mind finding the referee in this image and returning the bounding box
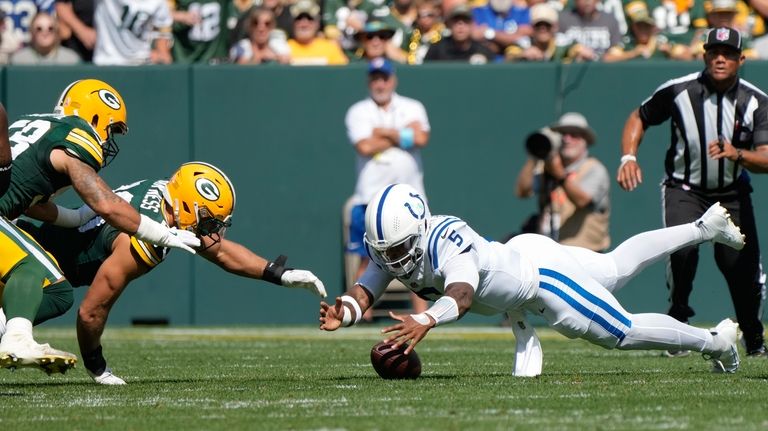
[617,27,768,357]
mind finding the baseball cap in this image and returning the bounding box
[703,27,742,52]
[707,0,738,13]
[357,20,396,39]
[368,57,395,76]
[529,4,558,25]
[290,0,320,19]
[551,112,596,145]
[448,4,473,21]
[625,1,656,26]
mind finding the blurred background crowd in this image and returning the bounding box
[2,0,768,65]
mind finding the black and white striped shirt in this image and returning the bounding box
[639,71,768,191]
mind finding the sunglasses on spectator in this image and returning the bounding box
[34,25,55,33]
[295,13,315,21]
[365,31,393,40]
[251,18,274,27]
[533,21,553,29]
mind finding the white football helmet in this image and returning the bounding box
[364,184,430,277]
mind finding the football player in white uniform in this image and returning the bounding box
[320,183,744,375]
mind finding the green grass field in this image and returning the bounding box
[1,326,766,431]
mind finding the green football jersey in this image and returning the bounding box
[19,178,170,287]
[171,0,236,63]
[1,114,104,220]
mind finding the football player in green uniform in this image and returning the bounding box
[0,79,200,374]
[15,161,326,384]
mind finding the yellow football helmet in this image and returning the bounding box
[163,162,236,240]
[54,79,128,166]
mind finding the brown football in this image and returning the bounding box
[370,341,422,379]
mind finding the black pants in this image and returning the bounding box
[663,182,765,351]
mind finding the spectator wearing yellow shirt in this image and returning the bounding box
[287,0,349,65]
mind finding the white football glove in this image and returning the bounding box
[134,215,200,254]
[88,367,126,385]
[281,269,327,298]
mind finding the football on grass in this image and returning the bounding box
[370,341,421,379]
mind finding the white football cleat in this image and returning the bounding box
[706,318,740,374]
[88,368,126,385]
[696,202,745,250]
[0,333,77,375]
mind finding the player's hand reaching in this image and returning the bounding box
[319,297,345,331]
[382,311,435,355]
[281,269,327,298]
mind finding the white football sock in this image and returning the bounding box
[617,313,720,355]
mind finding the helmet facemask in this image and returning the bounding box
[194,203,232,246]
[364,225,425,277]
[101,121,127,167]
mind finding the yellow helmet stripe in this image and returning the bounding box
[66,129,104,166]
[130,236,161,267]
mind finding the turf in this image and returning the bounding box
[1,326,766,431]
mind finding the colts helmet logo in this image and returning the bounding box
[98,89,121,110]
[195,178,220,201]
[716,28,730,42]
[404,192,426,220]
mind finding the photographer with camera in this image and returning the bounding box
[515,112,611,251]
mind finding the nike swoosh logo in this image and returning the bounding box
[538,308,546,314]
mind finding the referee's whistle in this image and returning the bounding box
[718,135,725,151]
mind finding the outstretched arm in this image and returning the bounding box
[77,233,150,383]
[319,283,376,331]
[198,236,326,297]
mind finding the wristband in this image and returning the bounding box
[262,255,288,286]
[424,296,460,326]
[619,154,637,169]
[410,313,432,325]
[340,295,362,327]
[399,128,415,150]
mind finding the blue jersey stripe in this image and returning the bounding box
[430,219,462,270]
[539,281,627,341]
[539,268,631,327]
[375,184,397,240]
[426,217,455,269]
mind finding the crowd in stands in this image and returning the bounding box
[0,0,767,65]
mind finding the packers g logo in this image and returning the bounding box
[98,89,121,110]
[195,178,220,201]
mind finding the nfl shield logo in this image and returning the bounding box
[716,28,730,41]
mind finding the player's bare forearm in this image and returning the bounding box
[444,282,474,318]
[54,151,141,233]
[735,145,768,173]
[24,202,58,223]
[199,237,270,278]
